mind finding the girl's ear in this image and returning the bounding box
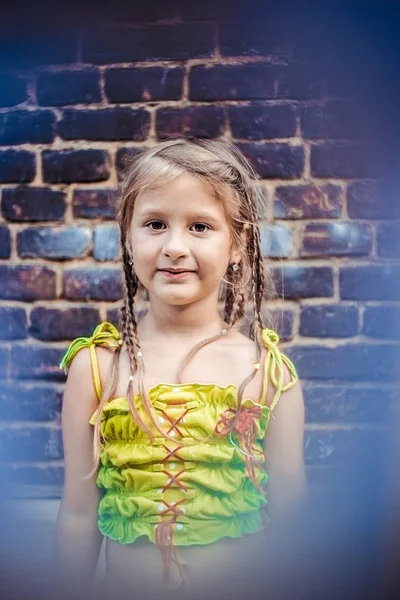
[230,249,241,264]
[230,223,249,264]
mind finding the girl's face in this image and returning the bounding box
[129,173,240,307]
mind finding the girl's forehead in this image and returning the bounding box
[134,174,223,215]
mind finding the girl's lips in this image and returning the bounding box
[159,269,194,279]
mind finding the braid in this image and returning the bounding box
[121,250,155,438]
[252,223,266,329]
[223,263,246,327]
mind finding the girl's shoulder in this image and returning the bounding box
[225,326,297,383]
[59,321,122,401]
[59,321,298,406]
[213,325,299,408]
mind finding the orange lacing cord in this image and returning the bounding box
[160,406,189,438]
[154,408,190,590]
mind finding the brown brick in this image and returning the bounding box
[273,266,334,299]
[0,150,35,183]
[0,110,55,145]
[63,268,122,301]
[37,70,101,106]
[229,104,297,140]
[340,265,400,301]
[301,223,372,257]
[0,265,56,301]
[289,342,400,381]
[190,63,323,101]
[300,305,359,338]
[275,184,342,219]
[236,143,304,179]
[105,67,184,103]
[10,344,66,382]
[156,106,226,139]
[311,142,380,178]
[30,306,100,341]
[73,188,118,220]
[42,149,110,183]
[0,226,11,258]
[0,382,62,421]
[2,186,66,222]
[347,180,400,219]
[17,226,91,260]
[58,108,150,141]
[303,383,394,424]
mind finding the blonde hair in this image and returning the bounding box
[88,138,277,477]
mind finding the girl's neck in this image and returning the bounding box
[137,300,226,344]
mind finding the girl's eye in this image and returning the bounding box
[191,223,209,233]
[147,221,165,231]
[146,222,209,233]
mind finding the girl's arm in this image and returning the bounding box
[264,364,307,519]
[53,347,105,598]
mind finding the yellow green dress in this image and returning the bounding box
[59,321,298,587]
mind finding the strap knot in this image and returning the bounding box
[59,321,122,373]
[261,328,280,349]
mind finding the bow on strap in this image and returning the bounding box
[215,405,263,438]
[215,404,266,494]
[261,328,298,412]
[59,321,122,374]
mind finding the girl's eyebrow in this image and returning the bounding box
[137,208,221,222]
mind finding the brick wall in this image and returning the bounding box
[0,1,399,498]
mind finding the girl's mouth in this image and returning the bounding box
[159,269,194,279]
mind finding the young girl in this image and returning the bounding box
[54,138,306,599]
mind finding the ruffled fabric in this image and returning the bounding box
[59,321,299,590]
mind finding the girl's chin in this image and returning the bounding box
[148,287,205,306]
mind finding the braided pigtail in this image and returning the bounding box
[121,249,156,440]
[223,261,247,327]
[216,177,268,442]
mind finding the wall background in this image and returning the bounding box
[0,1,399,510]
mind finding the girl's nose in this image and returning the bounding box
[161,231,190,260]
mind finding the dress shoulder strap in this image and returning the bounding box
[59,321,122,402]
[260,328,298,412]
